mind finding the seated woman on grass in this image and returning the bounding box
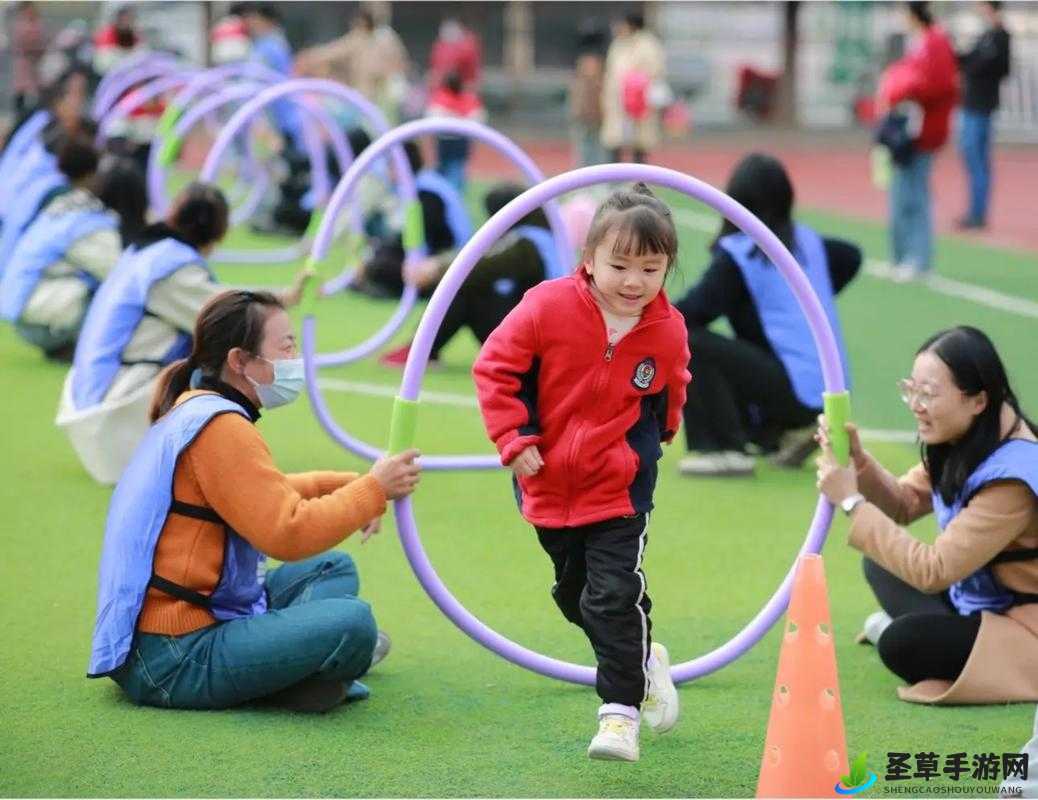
[816,326,1038,704]
[88,289,422,712]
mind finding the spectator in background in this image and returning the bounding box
[569,27,607,168]
[295,10,408,124]
[600,13,666,164]
[956,1,1011,231]
[93,6,143,76]
[210,4,252,65]
[11,3,47,114]
[429,19,482,92]
[875,2,958,283]
[426,71,485,193]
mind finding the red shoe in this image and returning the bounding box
[378,343,411,368]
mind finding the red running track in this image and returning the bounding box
[468,134,1038,255]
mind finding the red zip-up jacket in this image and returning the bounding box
[473,272,691,529]
[877,26,959,152]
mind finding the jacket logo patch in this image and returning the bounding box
[632,357,656,390]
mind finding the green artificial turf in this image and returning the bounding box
[1,188,1036,797]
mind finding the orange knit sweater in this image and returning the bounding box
[137,390,386,635]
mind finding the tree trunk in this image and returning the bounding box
[775,1,801,125]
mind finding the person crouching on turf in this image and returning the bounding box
[473,183,691,762]
[57,182,310,485]
[87,289,422,712]
[379,182,567,369]
[816,326,1038,705]
[673,152,861,477]
[0,137,146,361]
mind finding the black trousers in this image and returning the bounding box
[536,514,652,707]
[863,558,981,685]
[683,327,817,453]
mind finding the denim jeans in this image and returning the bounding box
[571,123,607,167]
[889,151,934,272]
[958,109,993,224]
[436,136,470,194]
[111,551,378,709]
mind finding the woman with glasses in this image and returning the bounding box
[815,326,1038,704]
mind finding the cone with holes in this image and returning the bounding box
[756,553,849,798]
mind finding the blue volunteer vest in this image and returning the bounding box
[416,168,474,248]
[0,110,51,218]
[0,205,117,322]
[87,393,269,677]
[0,155,67,278]
[719,223,851,409]
[71,238,209,410]
[932,439,1038,615]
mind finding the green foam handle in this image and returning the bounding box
[155,104,182,139]
[402,200,426,252]
[823,391,852,467]
[158,133,184,167]
[303,209,325,241]
[299,256,323,317]
[388,397,419,455]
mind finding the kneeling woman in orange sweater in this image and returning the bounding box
[87,289,420,712]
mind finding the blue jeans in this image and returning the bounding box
[436,136,470,193]
[958,109,993,224]
[889,151,934,272]
[111,551,378,709]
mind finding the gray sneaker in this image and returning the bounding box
[769,425,819,469]
[678,451,755,477]
[370,630,392,668]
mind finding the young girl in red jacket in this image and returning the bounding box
[473,184,691,763]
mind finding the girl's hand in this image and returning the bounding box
[815,415,868,471]
[280,267,316,308]
[360,516,381,544]
[511,445,544,477]
[404,256,443,290]
[815,438,860,506]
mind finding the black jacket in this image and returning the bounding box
[959,26,1011,113]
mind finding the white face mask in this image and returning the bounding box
[246,356,305,408]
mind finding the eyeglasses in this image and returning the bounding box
[897,379,939,410]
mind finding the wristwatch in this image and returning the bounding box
[840,493,866,516]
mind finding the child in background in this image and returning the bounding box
[473,184,691,763]
[425,71,485,193]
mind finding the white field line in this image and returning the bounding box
[669,208,1038,319]
[317,377,916,443]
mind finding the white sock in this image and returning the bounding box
[599,702,639,722]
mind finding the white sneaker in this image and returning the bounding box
[678,451,755,477]
[587,713,640,762]
[890,264,922,283]
[859,610,893,646]
[642,642,679,733]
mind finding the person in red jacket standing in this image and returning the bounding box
[473,184,691,763]
[876,2,959,282]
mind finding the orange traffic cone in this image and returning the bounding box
[756,553,849,798]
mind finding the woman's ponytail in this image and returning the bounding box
[149,357,195,422]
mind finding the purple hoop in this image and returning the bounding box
[198,79,390,264]
[96,71,198,146]
[146,82,273,223]
[392,163,847,685]
[159,83,352,222]
[91,55,182,122]
[301,117,571,470]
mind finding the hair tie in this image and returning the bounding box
[189,368,203,389]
